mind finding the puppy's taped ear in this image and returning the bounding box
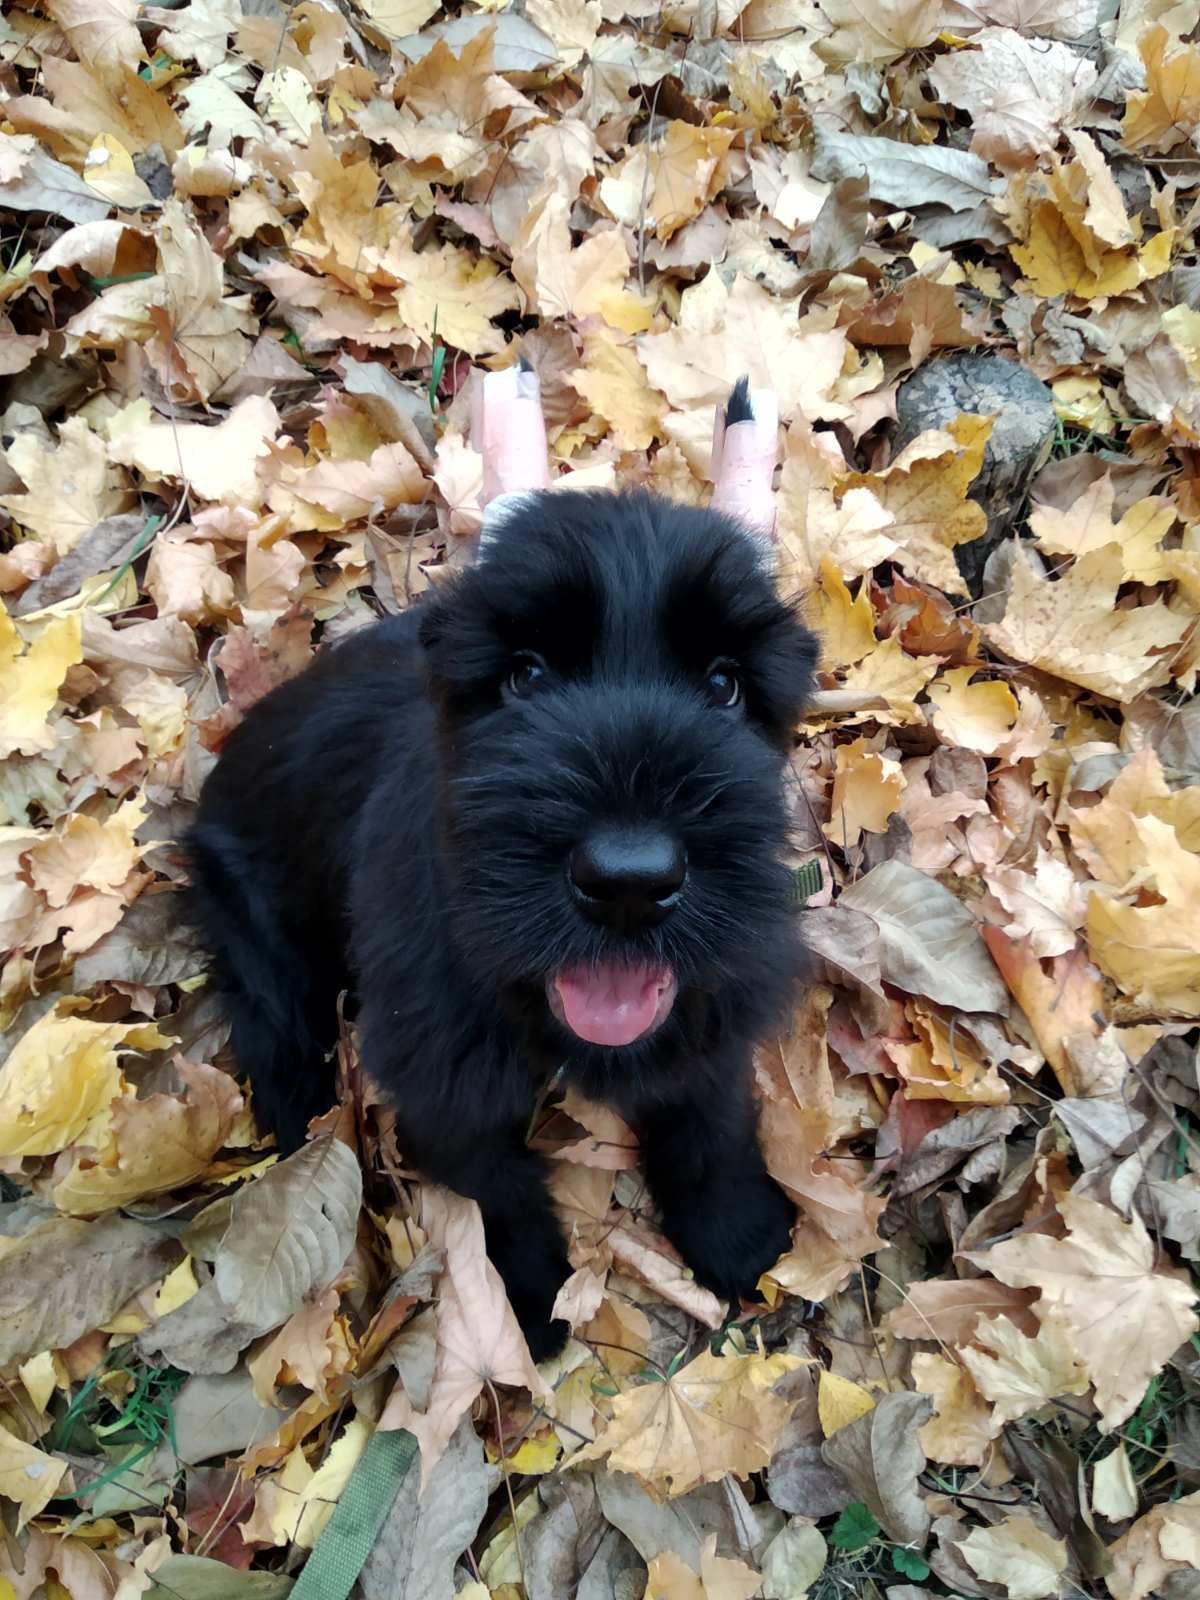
[473,358,551,546]
[710,378,779,551]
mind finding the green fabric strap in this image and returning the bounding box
[290,1428,418,1600]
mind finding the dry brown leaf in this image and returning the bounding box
[1030,476,1175,582]
[965,1192,1199,1429]
[378,1186,550,1479]
[821,1390,932,1545]
[824,737,906,848]
[912,1351,995,1467]
[1105,1489,1200,1600]
[573,1345,800,1498]
[816,0,946,64]
[0,415,131,554]
[644,1535,762,1600]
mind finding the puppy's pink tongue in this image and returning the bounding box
[553,962,672,1047]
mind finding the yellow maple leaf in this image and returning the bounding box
[824,737,906,849]
[512,185,649,331]
[817,1370,876,1437]
[0,609,81,760]
[384,234,522,358]
[984,543,1188,703]
[912,1352,994,1467]
[108,394,279,506]
[572,1345,800,1497]
[1086,814,1200,1014]
[0,1423,71,1528]
[1122,25,1200,153]
[570,328,664,452]
[0,414,131,554]
[53,1059,243,1215]
[840,636,940,727]
[965,1192,1199,1430]
[926,667,1018,754]
[0,1004,170,1158]
[1069,749,1200,888]
[805,558,877,670]
[44,0,142,81]
[838,415,990,594]
[26,793,147,909]
[644,1536,761,1600]
[815,0,944,65]
[1030,476,1175,581]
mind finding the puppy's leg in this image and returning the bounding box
[188,822,337,1153]
[633,1062,795,1306]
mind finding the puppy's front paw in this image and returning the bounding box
[493,1241,572,1363]
[663,1171,795,1305]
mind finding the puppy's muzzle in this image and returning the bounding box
[568,824,686,934]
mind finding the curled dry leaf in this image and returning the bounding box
[821,1390,933,1546]
[957,1513,1069,1600]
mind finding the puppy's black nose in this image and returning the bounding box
[570,827,686,931]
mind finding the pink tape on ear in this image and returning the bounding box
[473,362,551,510]
[710,388,779,542]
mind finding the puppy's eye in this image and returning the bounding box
[508,652,547,697]
[705,661,741,708]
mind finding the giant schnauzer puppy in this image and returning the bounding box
[189,422,816,1359]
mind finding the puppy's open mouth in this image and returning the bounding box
[548,961,676,1047]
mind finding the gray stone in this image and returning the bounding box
[893,351,1056,596]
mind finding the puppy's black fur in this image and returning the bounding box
[189,489,817,1357]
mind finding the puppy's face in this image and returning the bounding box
[419,491,816,1054]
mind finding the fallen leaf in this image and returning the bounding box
[0,1003,169,1157]
[821,1391,933,1545]
[818,1370,876,1437]
[1092,1441,1138,1522]
[929,29,1097,168]
[1122,26,1200,153]
[984,544,1188,702]
[378,1186,550,1479]
[0,1423,71,1527]
[927,668,1019,754]
[912,1351,996,1467]
[0,1212,181,1367]
[643,1534,762,1600]
[839,858,1009,1014]
[958,1513,1068,1600]
[1105,1489,1200,1600]
[816,0,945,65]
[0,610,82,758]
[1085,815,1200,1014]
[574,1345,801,1498]
[959,1313,1089,1425]
[965,1192,1199,1429]
[1030,476,1175,582]
[824,737,907,848]
[0,414,131,553]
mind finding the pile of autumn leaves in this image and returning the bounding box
[3,0,1200,1595]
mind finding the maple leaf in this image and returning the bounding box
[639,272,856,424]
[912,1351,995,1467]
[959,1312,1089,1426]
[0,1003,170,1158]
[44,0,142,81]
[643,1536,762,1600]
[0,609,81,759]
[1122,25,1200,153]
[984,544,1188,703]
[929,29,1096,169]
[927,667,1018,754]
[1105,1490,1200,1600]
[0,414,131,554]
[52,1058,243,1214]
[965,1192,1199,1429]
[824,737,906,849]
[957,1514,1068,1600]
[1085,814,1200,1014]
[816,0,945,65]
[837,415,990,594]
[573,1345,801,1497]
[512,185,647,331]
[1030,476,1175,581]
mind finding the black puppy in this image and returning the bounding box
[189,474,816,1357]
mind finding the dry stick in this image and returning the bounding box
[486,1377,527,1596]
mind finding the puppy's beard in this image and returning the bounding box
[548,962,677,1048]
